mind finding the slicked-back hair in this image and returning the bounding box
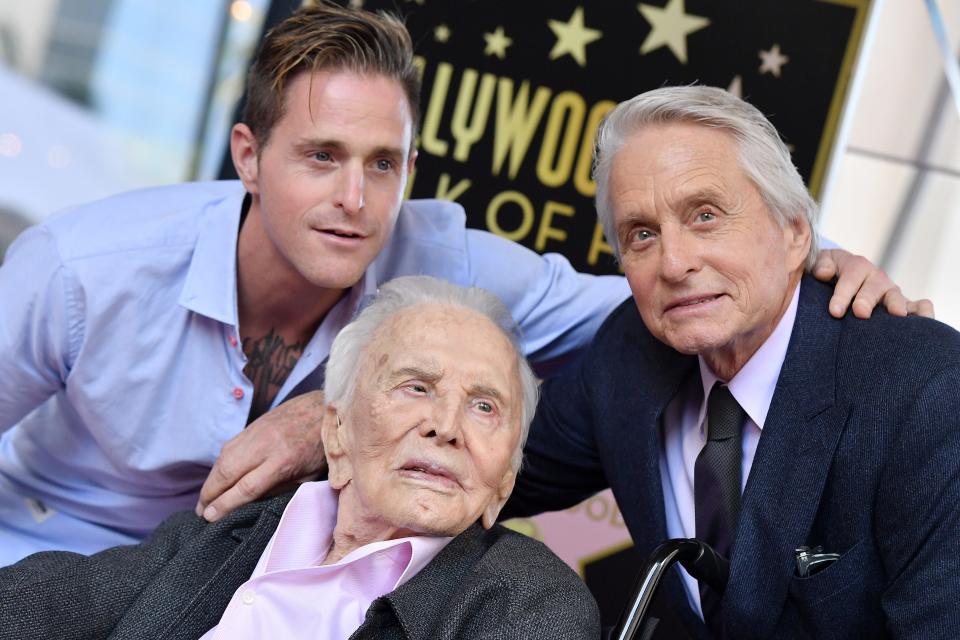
[593,85,820,269]
[324,276,539,472]
[242,1,421,152]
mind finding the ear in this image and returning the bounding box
[783,213,812,272]
[480,468,517,529]
[401,149,419,201]
[405,148,418,178]
[230,123,261,195]
[321,404,353,490]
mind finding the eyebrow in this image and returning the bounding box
[390,366,509,404]
[616,186,730,230]
[391,365,443,384]
[468,384,507,406]
[680,187,729,209]
[295,138,406,161]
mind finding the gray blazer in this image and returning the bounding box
[0,493,600,639]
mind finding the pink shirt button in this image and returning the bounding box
[232,387,244,400]
[228,335,238,347]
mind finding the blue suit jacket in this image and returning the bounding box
[505,275,960,638]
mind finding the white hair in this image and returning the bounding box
[324,275,538,471]
[593,85,820,269]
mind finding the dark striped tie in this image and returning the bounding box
[694,383,744,638]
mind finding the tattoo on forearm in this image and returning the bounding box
[243,329,305,423]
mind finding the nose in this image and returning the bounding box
[418,398,463,447]
[659,226,701,282]
[335,164,365,215]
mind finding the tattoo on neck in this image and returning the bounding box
[242,328,306,423]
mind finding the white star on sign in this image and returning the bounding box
[548,7,603,67]
[759,44,790,78]
[484,26,513,59]
[637,0,710,65]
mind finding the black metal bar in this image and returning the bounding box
[610,538,729,640]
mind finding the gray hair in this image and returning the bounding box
[593,85,820,269]
[324,275,538,471]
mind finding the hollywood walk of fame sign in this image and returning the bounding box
[250,0,872,275]
[341,0,873,275]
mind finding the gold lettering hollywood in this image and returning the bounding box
[408,57,617,267]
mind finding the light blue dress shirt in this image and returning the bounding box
[0,180,630,563]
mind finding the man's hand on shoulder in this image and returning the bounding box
[196,390,327,522]
[813,248,935,320]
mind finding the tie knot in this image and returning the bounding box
[706,384,743,442]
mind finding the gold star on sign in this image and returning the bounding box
[548,7,602,67]
[758,44,790,77]
[637,0,710,65]
[434,24,451,43]
[484,26,512,59]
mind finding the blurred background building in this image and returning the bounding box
[821,0,960,327]
[1,0,958,329]
[0,0,268,259]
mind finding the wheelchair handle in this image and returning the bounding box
[610,538,729,640]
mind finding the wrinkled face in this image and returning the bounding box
[236,70,415,290]
[610,122,809,373]
[326,304,523,537]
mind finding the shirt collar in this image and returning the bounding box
[256,481,452,580]
[177,184,246,326]
[338,260,380,326]
[697,283,800,431]
[178,186,381,330]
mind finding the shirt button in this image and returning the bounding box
[232,387,244,400]
[228,335,238,347]
[241,589,255,605]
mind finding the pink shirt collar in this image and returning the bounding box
[256,480,450,582]
[202,481,451,640]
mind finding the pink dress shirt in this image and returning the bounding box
[659,284,800,616]
[199,482,451,640]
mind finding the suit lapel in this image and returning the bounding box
[723,277,849,638]
[378,523,487,639]
[602,307,705,637]
[605,311,691,553]
[109,495,290,640]
[157,521,278,640]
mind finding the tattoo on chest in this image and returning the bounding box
[242,328,306,424]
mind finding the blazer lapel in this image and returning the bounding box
[602,305,695,554]
[109,495,290,640]
[602,309,705,638]
[157,521,278,640]
[723,277,849,639]
[378,523,487,639]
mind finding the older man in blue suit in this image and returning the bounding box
[505,86,960,638]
